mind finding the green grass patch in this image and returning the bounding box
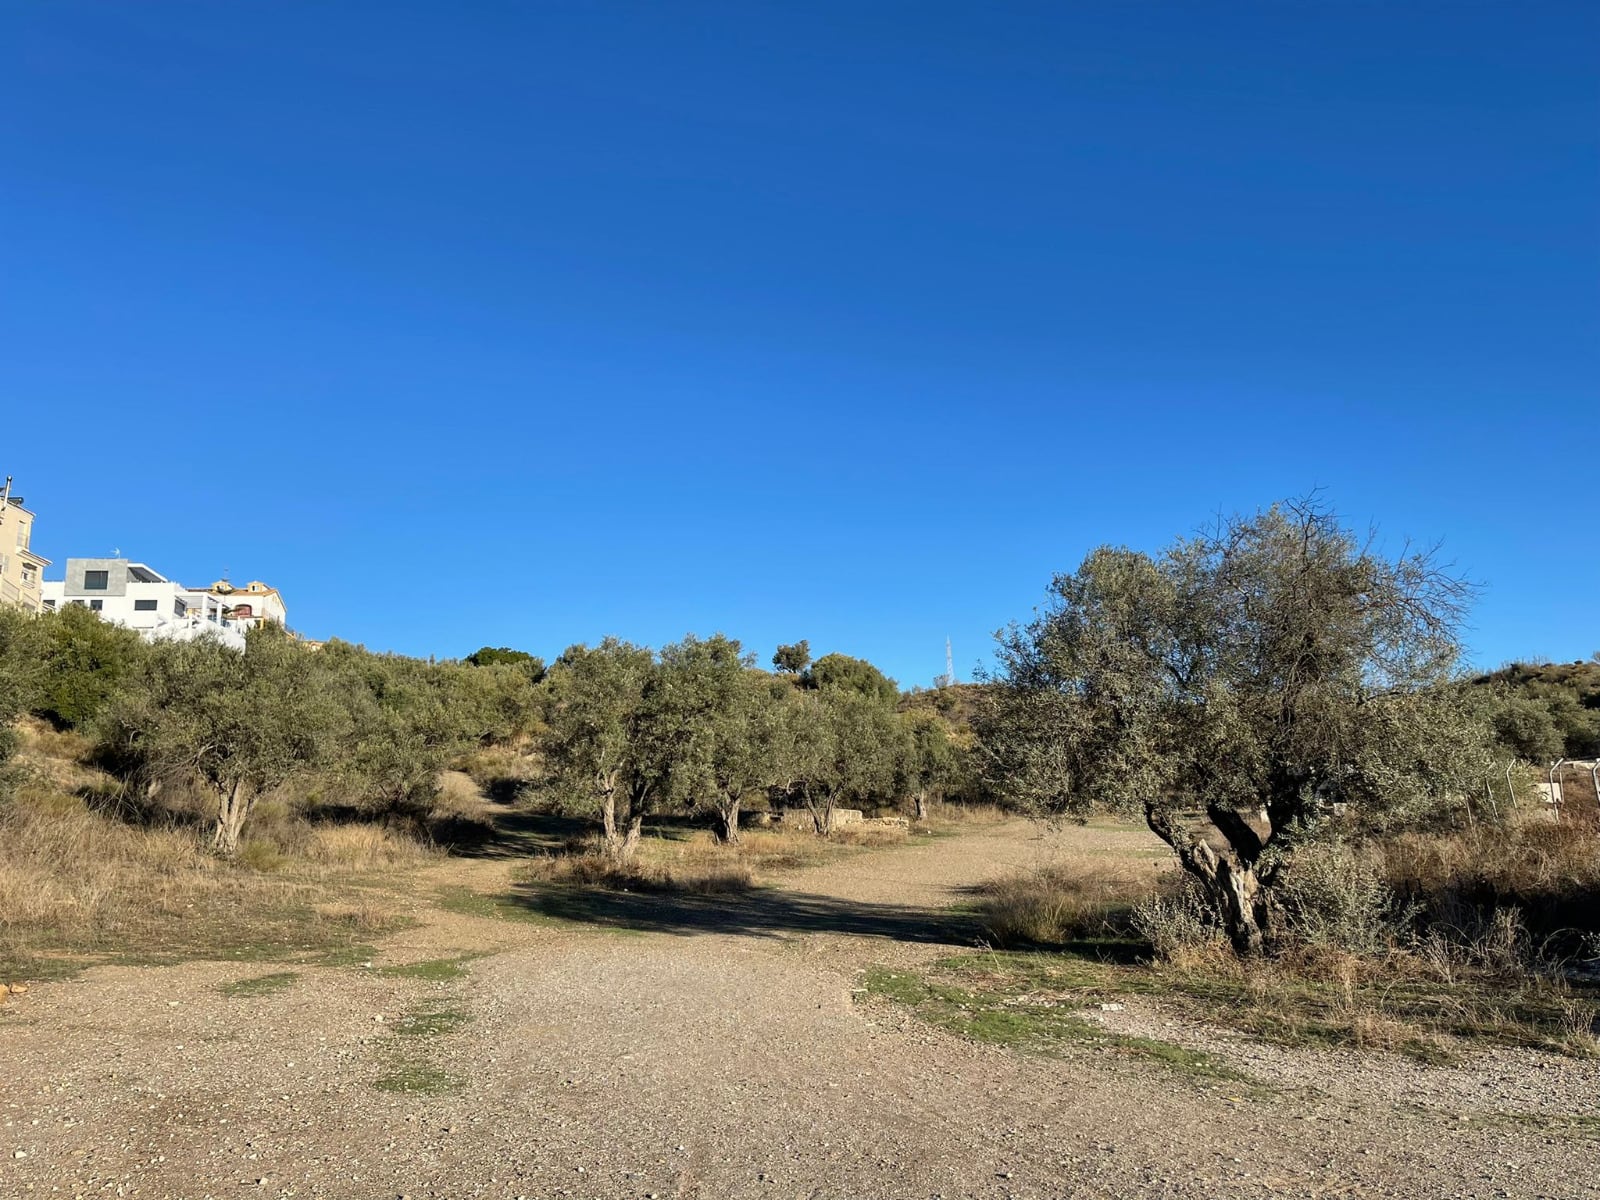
[435,886,562,925]
[916,950,1598,1065]
[371,955,476,982]
[219,970,300,998]
[0,935,386,987]
[372,1063,461,1095]
[860,965,1247,1084]
[394,1000,472,1038]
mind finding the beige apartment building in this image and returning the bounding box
[0,477,51,614]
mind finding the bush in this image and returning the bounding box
[1275,840,1404,956]
[1131,880,1223,961]
[34,605,144,731]
[975,861,1154,947]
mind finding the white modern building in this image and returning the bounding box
[40,559,285,646]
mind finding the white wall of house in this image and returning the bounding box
[42,558,240,641]
[41,578,223,631]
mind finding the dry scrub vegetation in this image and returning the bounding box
[0,720,434,979]
[517,819,920,896]
[959,818,1600,1064]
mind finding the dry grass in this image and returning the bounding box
[925,800,1010,826]
[453,745,538,802]
[1384,819,1600,900]
[436,770,487,815]
[647,826,839,874]
[517,819,915,895]
[302,824,435,869]
[830,822,913,849]
[1382,818,1600,961]
[973,855,1173,949]
[314,894,400,935]
[0,768,425,980]
[523,850,755,895]
[961,825,1600,1062]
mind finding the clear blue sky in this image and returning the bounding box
[4,2,1596,685]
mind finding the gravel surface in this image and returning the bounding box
[1,820,1596,1199]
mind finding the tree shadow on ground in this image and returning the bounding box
[447,808,592,860]
[499,879,985,946]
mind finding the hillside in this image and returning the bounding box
[1469,657,1600,760]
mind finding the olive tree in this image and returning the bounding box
[34,603,145,730]
[803,652,899,706]
[767,685,827,817]
[97,626,345,856]
[0,606,45,791]
[656,634,770,843]
[441,659,542,747]
[772,640,811,675]
[899,709,960,822]
[979,499,1480,955]
[465,645,547,682]
[540,638,670,861]
[804,688,902,834]
[320,643,460,817]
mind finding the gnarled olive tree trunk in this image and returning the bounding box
[804,785,837,837]
[212,780,254,857]
[1145,802,1273,956]
[718,795,741,845]
[599,793,645,862]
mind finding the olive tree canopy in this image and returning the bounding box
[803,652,898,706]
[656,633,769,844]
[772,640,811,675]
[540,638,669,860]
[97,626,345,856]
[979,499,1483,955]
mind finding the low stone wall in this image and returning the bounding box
[772,808,865,830]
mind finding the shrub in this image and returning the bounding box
[976,860,1154,947]
[1132,880,1223,961]
[34,605,145,731]
[1275,840,1404,956]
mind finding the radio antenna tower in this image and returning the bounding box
[942,637,956,688]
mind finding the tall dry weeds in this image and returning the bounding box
[975,857,1172,948]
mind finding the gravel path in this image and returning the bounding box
[2,820,1596,1199]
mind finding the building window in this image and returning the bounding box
[43,599,55,611]
[175,599,187,617]
[83,570,109,590]
[134,599,158,612]
[89,599,103,612]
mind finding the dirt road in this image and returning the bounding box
[2,820,1596,1199]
